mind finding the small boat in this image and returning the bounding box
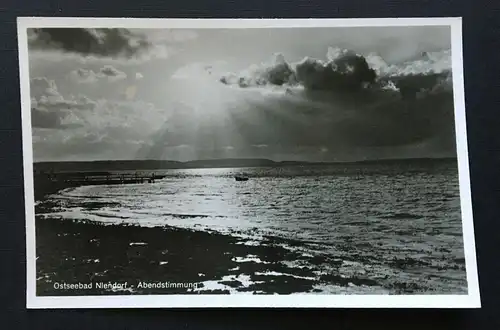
[234,175,249,181]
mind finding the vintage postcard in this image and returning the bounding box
[18,17,480,308]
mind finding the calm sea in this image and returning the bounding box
[37,159,468,294]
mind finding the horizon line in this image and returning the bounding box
[33,156,458,164]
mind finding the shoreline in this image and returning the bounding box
[32,162,467,296]
[34,180,80,201]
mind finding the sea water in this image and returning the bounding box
[36,159,468,294]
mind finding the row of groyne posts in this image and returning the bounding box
[101,173,159,184]
[38,171,165,185]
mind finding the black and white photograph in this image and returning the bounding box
[18,17,480,308]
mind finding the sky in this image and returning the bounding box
[27,25,456,162]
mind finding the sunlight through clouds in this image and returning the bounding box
[28,25,456,162]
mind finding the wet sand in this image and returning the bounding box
[36,216,341,295]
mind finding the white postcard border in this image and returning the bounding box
[17,16,480,309]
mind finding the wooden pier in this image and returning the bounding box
[37,171,166,187]
[34,171,167,200]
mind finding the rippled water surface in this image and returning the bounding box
[37,160,468,294]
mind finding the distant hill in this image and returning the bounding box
[33,160,186,173]
[33,157,457,173]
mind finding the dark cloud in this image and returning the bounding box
[98,65,127,78]
[29,28,457,162]
[210,47,455,158]
[133,89,455,160]
[33,130,127,161]
[30,77,59,99]
[31,84,168,161]
[219,49,377,91]
[30,77,96,129]
[219,47,450,94]
[28,28,151,59]
[133,45,455,162]
[295,52,376,91]
[31,107,69,129]
[70,68,98,83]
[38,95,96,111]
[70,65,127,83]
